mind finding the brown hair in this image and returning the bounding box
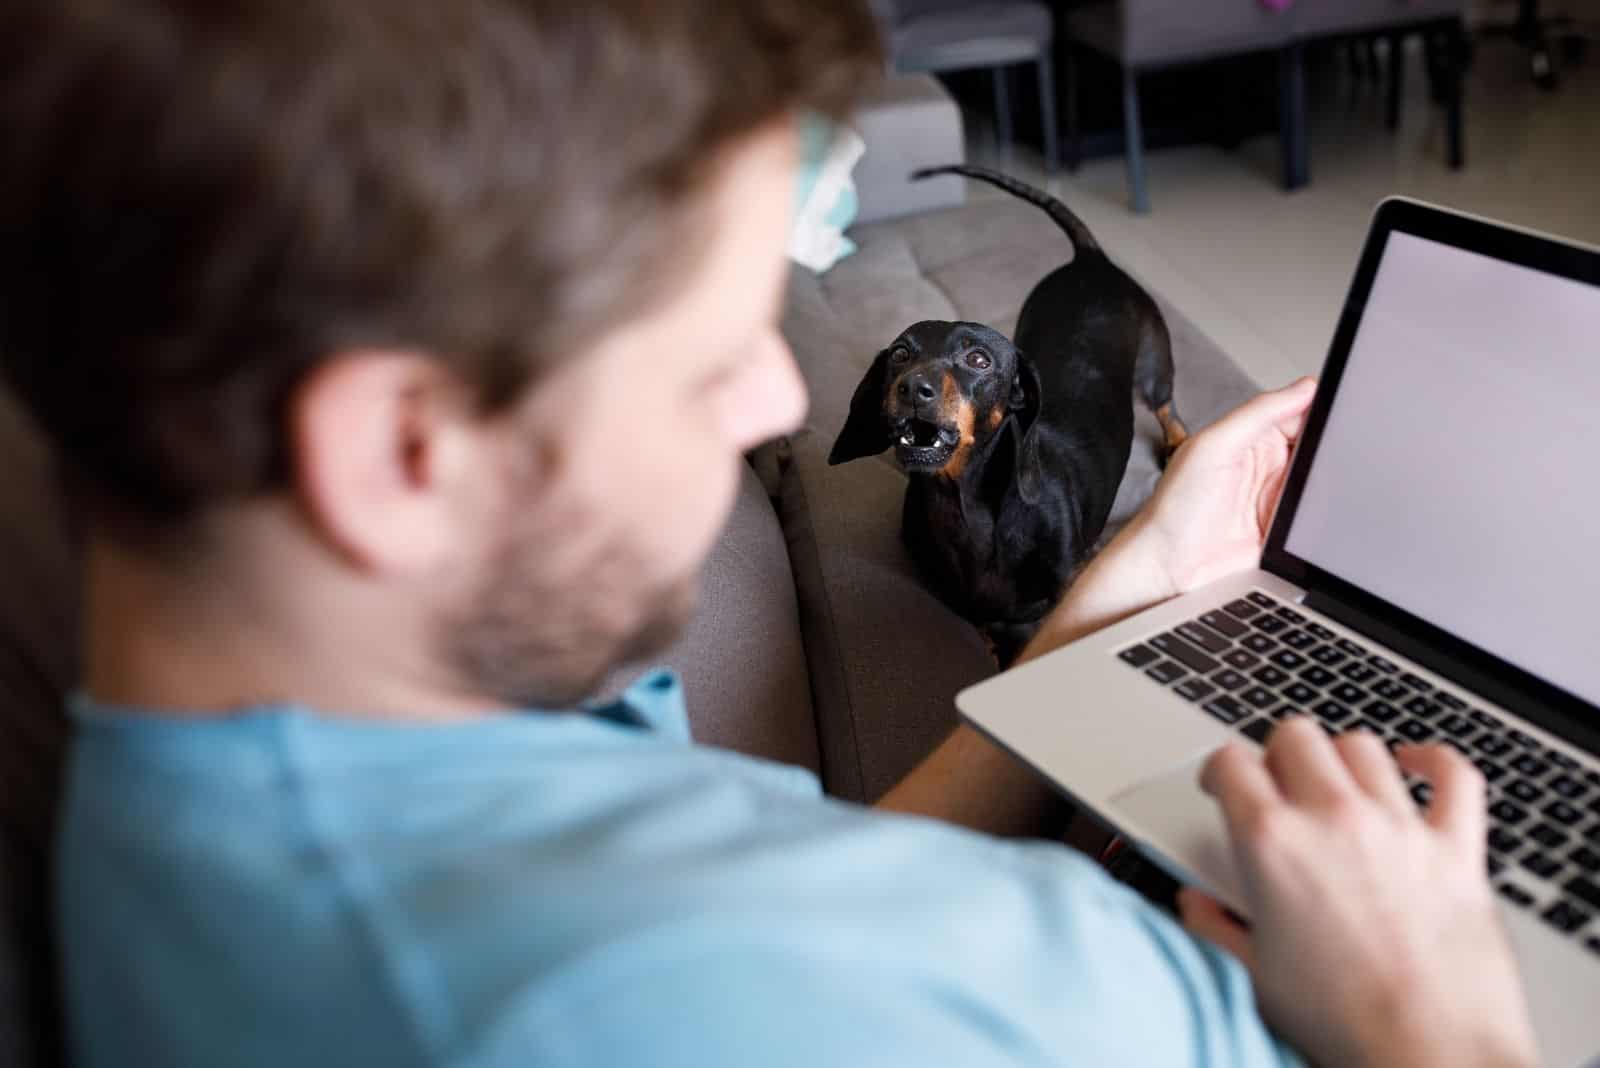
[0,0,880,528]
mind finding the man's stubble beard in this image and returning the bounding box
[440,499,699,710]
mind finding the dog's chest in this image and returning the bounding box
[906,485,1029,617]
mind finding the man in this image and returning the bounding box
[0,1,1537,1065]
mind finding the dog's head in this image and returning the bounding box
[828,321,1043,499]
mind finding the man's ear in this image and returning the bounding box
[827,348,893,465]
[1002,352,1044,505]
[289,352,484,575]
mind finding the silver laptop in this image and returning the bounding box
[958,197,1600,1068]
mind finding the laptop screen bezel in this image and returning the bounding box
[1261,197,1600,748]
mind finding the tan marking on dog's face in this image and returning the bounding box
[1156,402,1189,451]
[937,373,978,480]
[987,406,1005,432]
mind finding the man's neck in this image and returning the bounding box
[81,530,509,722]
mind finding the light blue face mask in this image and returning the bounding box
[789,113,864,273]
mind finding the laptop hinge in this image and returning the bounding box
[1302,588,1600,758]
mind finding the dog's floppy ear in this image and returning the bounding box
[1003,352,1045,505]
[828,348,892,465]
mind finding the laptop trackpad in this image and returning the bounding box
[1108,757,1250,913]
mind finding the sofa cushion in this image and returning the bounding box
[775,195,1260,802]
[0,387,75,1068]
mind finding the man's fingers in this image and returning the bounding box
[1189,378,1316,458]
[1262,715,1354,806]
[1178,888,1257,970]
[1334,728,1413,814]
[1200,742,1281,830]
[1396,744,1486,848]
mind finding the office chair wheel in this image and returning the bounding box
[1531,46,1559,89]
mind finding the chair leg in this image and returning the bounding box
[1386,32,1405,130]
[1064,43,1081,172]
[1037,51,1060,173]
[1122,67,1149,214]
[1278,43,1309,191]
[992,65,1014,159]
[1446,19,1466,169]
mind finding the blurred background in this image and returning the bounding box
[876,0,1599,385]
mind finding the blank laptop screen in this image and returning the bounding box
[1284,230,1600,709]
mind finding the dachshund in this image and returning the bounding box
[828,165,1188,666]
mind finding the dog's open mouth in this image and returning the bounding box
[891,416,960,468]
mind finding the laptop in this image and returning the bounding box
[957,197,1600,1068]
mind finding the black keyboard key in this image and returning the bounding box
[1510,754,1550,779]
[1147,661,1187,684]
[1340,662,1379,684]
[1335,638,1367,657]
[1240,686,1278,710]
[1571,847,1600,873]
[1373,678,1410,701]
[1564,875,1600,911]
[1300,666,1337,688]
[1528,823,1569,850]
[1436,692,1467,711]
[1588,935,1600,955]
[1268,705,1299,721]
[1282,683,1319,705]
[1176,622,1231,654]
[1396,720,1435,743]
[1491,799,1529,824]
[1589,823,1600,845]
[1330,683,1367,704]
[1251,665,1290,687]
[1306,622,1336,640]
[1400,672,1433,692]
[1240,718,1274,744]
[1309,645,1347,666]
[1544,800,1583,826]
[1474,758,1507,783]
[1506,779,1544,804]
[1548,749,1579,771]
[1549,775,1588,800]
[1223,598,1261,619]
[1542,900,1590,933]
[1586,769,1600,786]
[1203,696,1248,725]
[1588,795,1600,818]
[1211,670,1250,692]
[1247,591,1277,609]
[1313,700,1353,724]
[1150,633,1221,675]
[1363,700,1401,723]
[1251,615,1288,635]
[1499,883,1535,908]
[1437,713,1476,738]
[1474,735,1513,758]
[1199,610,1250,639]
[1508,728,1540,749]
[1280,629,1316,651]
[1120,644,1161,668]
[1224,649,1261,671]
[1276,606,1306,624]
[1522,851,1564,880]
[1368,655,1400,674]
[1403,697,1441,720]
[1489,827,1523,854]
[1410,781,1433,806]
[1174,677,1217,702]
[1488,856,1505,877]
[1270,650,1308,671]
[1443,738,1472,756]
[1468,708,1498,729]
[1241,633,1278,655]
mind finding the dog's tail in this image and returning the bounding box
[911,164,1101,257]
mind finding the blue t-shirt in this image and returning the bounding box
[57,672,1302,1067]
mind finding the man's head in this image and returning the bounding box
[0,0,879,711]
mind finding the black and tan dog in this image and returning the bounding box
[829,165,1188,666]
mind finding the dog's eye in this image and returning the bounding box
[889,346,911,365]
[966,350,992,370]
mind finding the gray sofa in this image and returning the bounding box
[0,76,1260,1066]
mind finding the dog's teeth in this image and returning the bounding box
[901,434,915,446]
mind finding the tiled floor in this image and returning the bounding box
[957,35,1600,388]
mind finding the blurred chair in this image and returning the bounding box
[877,0,1060,170]
[1480,0,1595,89]
[1061,0,1297,213]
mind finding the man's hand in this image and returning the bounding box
[1181,720,1539,1068]
[1027,377,1317,657]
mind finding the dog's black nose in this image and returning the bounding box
[897,375,937,404]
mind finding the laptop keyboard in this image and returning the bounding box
[1118,589,1600,954]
